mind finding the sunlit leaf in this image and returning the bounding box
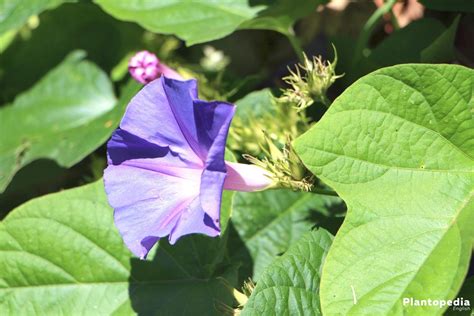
[294,64,474,315]
[241,229,333,315]
[0,180,236,314]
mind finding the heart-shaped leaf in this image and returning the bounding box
[241,228,333,315]
[0,180,236,314]
[231,189,342,281]
[294,64,474,315]
[0,51,139,192]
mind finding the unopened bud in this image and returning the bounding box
[277,47,343,110]
[128,50,183,84]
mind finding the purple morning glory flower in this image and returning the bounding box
[104,77,272,259]
[129,50,182,84]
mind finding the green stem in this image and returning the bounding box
[390,7,400,30]
[285,29,304,63]
[319,95,331,108]
[353,0,397,66]
[310,187,339,197]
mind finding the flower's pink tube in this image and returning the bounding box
[160,64,184,81]
[223,161,273,192]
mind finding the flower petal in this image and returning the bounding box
[168,197,220,245]
[119,79,202,166]
[192,100,235,172]
[199,169,227,230]
[162,78,235,163]
[104,162,200,259]
[107,128,172,166]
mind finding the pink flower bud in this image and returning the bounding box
[128,50,183,84]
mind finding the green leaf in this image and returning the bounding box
[235,88,275,122]
[0,180,237,314]
[0,29,16,53]
[369,18,446,66]
[239,0,329,35]
[93,0,327,45]
[419,0,474,13]
[294,64,474,315]
[231,189,342,281]
[0,3,144,103]
[0,51,139,193]
[0,0,76,35]
[241,229,333,315]
[93,0,264,46]
[336,18,460,87]
[368,17,460,65]
[421,16,460,63]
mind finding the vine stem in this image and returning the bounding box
[320,95,331,109]
[352,0,397,66]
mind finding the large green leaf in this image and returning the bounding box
[231,189,342,281]
[241,229,333,316]
[0,3,144,103]
[0,0,76,35]
[0,180,236,314]
[294,64,474,315]
[93,0,327,45]
[0,51,139,193]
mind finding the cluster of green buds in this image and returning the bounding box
[229,49,342,194]
[228,93,304,157]
[277,49,343,111]
[244,133,314,192]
